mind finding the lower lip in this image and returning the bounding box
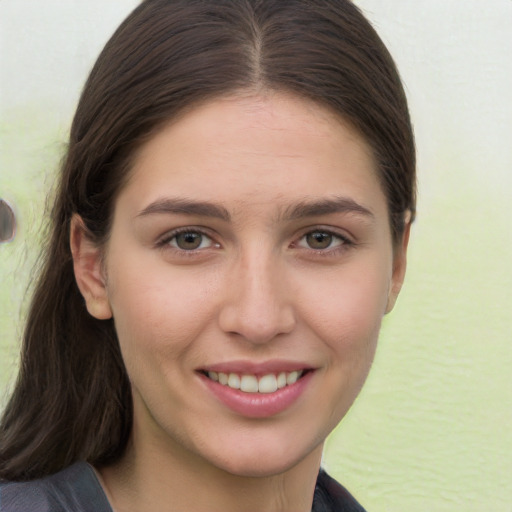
[199,371,314,418]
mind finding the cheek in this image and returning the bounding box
[107,260,222,367]
[288,264,390,435]
[298,261,391,360]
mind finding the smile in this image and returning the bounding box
[205,370,304,394]
[199,366,314,418]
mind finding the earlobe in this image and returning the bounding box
[70,214,113,320]
[385,217,411,314]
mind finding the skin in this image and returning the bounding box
[71,91,409,512]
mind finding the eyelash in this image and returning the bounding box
[294,229,354,256]
[156,227,354,257]
[156,227,218,253]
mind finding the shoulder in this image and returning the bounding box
[0,462,112,512]
[313,469,367,512]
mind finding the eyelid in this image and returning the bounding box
[156,226,220,250]
[155,225,354,255]
[293,227,354,251]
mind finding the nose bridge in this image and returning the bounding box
[219,243,295,343]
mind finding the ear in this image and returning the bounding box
[70,214,113,320]
[385,215,412,314]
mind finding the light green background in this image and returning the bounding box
[1,1,511,510]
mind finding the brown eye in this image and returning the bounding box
[171,231,211,250]
[296,230,347,251]
[306,231,334,249]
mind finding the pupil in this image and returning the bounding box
[307,232,332,249]
[177,232,201,250]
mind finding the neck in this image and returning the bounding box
[99,430,323,512]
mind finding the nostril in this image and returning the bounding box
[218,307,296,345]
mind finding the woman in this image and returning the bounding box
[0,0,415,510]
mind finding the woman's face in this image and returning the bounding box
[76,92,407,477]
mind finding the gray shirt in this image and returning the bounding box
[0,463,111,512]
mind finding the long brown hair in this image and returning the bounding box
[0,0,415,481]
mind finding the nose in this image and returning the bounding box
[218,250,296,345]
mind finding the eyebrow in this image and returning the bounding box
[136,196,374,223]
[136,197,231,221]
[281,196,375,221]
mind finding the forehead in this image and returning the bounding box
[117,92,387,222]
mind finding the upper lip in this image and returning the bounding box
[199,360,315,375]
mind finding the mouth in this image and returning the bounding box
[197,362,315,417]
[200,369,309,394]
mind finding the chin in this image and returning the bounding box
[204,434,322,479]
[218,457,300,479]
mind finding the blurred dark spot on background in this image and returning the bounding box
[0,199,16,242]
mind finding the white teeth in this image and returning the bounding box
[286,371,300,385]
[240,375,259,393]
[258,374,278,393]
[277,372,287,389]
[209,370,305,393]
[228,373,240,389]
